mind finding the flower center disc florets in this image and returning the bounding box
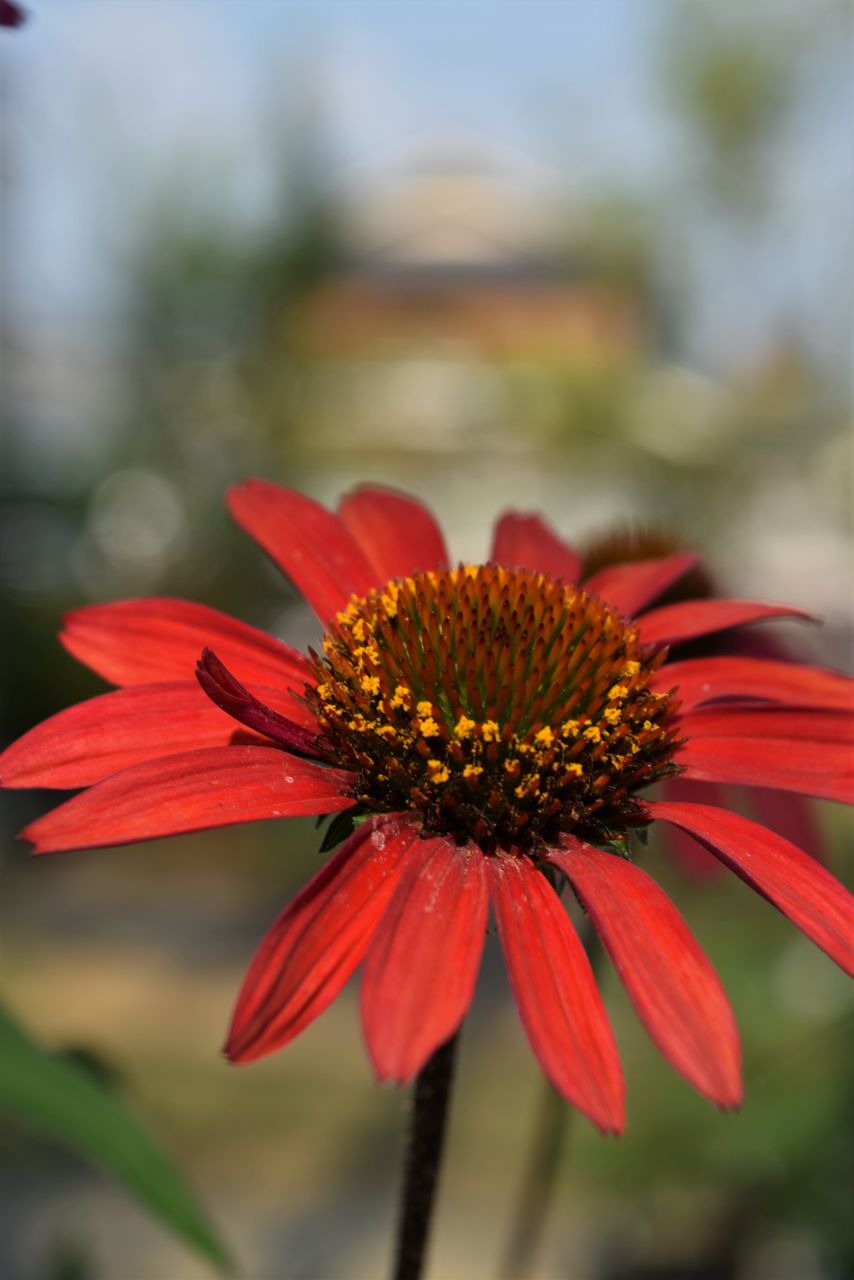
[307,565,681,852]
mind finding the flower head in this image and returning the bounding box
[2,481,852,1134]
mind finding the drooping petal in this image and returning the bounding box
[227,480,376,624]
[196,649,327,760]
[361,837,487,1082]
[226,814,419,1063]
[338,485,449,581]
[61,597,313,695]
[1,681,275,789]
[656,656,854,712]
[678,706,854,742]
[22,746,355,854]
[490,513,582,583]
[486,853,624,1134]
[550,837,742,1108]
[583,552,699,618]
[675,737,853,804]
[656,775,729,878]
[647,801,854,976]
[746,786,824,865]
[637,599,812,648]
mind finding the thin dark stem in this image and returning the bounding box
[392,1033,460,1280]
[498,916,603,1280]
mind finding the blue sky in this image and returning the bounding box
[3,0,851,373]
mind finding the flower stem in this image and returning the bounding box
[392,1033,459,1280]
[499,916,602,1280]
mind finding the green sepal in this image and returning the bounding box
[316,807,371,854]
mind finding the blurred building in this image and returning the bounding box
[289,146,649,451]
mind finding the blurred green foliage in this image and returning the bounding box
[0,1005,231,1274]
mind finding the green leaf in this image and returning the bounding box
[0,1005,232,1274]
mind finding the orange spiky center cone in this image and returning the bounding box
[306,565,681,852]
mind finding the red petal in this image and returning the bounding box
[678,706,854,742]
[22,746,355,854]
[61,597,313,697]
[550,838,741,1108]
[657,776,728,878]
[486,853,624,1134]
[490,513,582,582]
[637,599,811,648]
[657,656,854,712]
[227,480,376,623]
[338,485,449,581]
[1,681,279,789]
[747,787,824,865]
[647,801,854,976]
[361,837,487,1081]
[583,552,699,617]
[225,814,419,1063]
[676,736,853,804]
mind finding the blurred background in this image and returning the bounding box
[1,1,852,1277]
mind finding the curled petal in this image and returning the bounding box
[361,837,487,1081]
[647,801,854,977]
[61,597,312,697]
[22,746,355,854]
[226,815,419,1063]
[490,513,582,582]
[583,552,699,618]
[228,480,376,624]
[486,853,624,1134]
[551,837,742,1108]
[637,599,812,648]
[657,656,854,712]
[196,649,327,759]
[338,485,449,581]
[676,737,854,804]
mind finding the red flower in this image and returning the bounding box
[3,482,852,1135]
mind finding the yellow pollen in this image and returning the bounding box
[583,725,602,743]
[354,643,380,664]
[316,683,333,701]
[390,684,412,710]
[515,774,541,799]
[608,684,628,701]
[454,715,477,740]
[561,719,580,738]
[534,726,555,747]
[643,719,654,731]
[463,764,483,779]
[379,586,399,617]
[416,701,434,717]
[482,720,501,742]
[603,707,622,725]
[427,760,450,784]
[360,675,381,696]
[563,762,584,778]
[622,660,641,677]
[418,717,441,738]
